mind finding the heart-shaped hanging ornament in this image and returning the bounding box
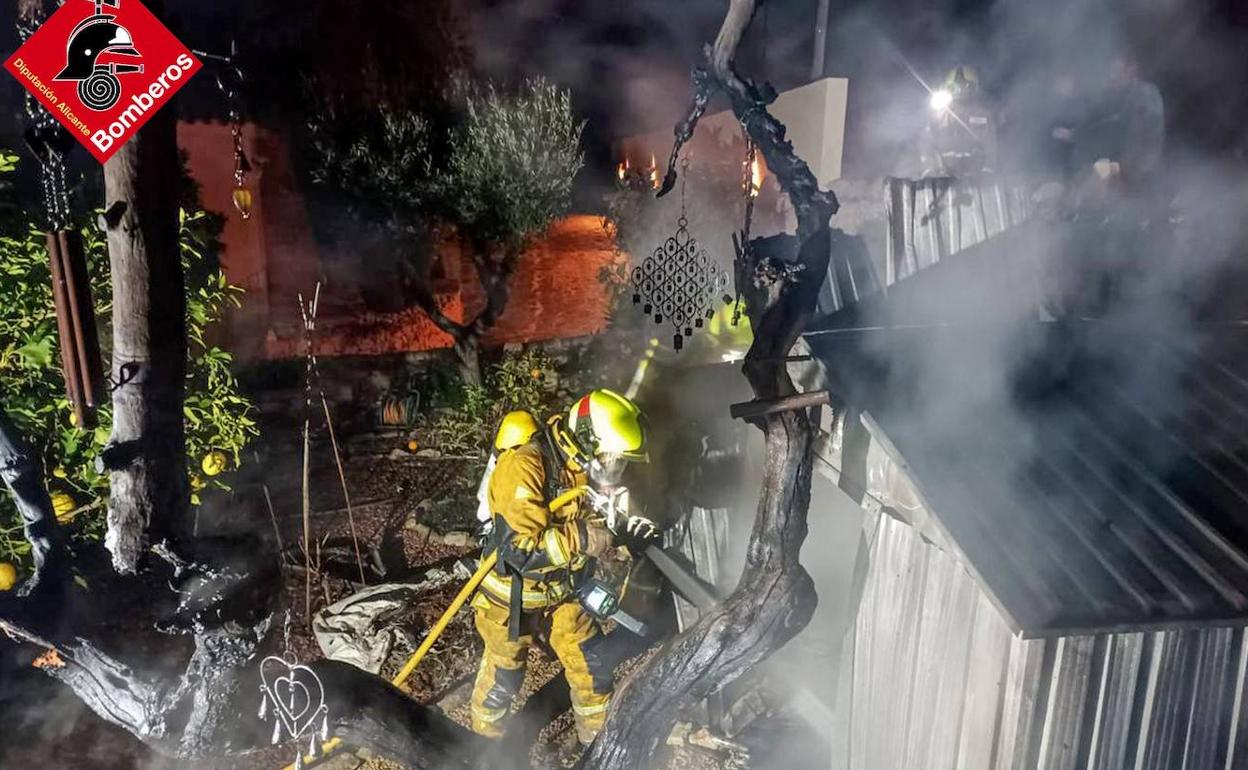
[257,655,332,769]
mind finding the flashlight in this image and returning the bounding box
[929,89,953,112]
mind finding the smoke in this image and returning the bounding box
[569,0,1247,765]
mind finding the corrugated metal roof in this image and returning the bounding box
[847,511,1248,770]
[805,215,1248,635]
[809,319,1248,636]
[816,177,1034,316]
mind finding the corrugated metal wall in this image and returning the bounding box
[848,512,1248,770]
[883,177,1032,285]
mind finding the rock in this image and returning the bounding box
[406,521,432,541]
[416,498,433,512]
[415,448,441,459]
[387,448,408,460]
[440,531,473,548]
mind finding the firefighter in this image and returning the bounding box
[470,389,654,745]
[1070,56,1165,192]
[921,65,999,178]
[475,410,541,532]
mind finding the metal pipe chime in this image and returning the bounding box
[46,229,104,428]
[17,10,104,428]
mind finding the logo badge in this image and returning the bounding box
[4,0,201,163]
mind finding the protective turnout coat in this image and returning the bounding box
[469,440,613,744]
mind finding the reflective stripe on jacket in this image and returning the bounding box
[484,441,588,607]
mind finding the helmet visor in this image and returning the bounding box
[589,452,630,488]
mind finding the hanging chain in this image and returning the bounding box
[17,12,72,230]
[732,129,759,327]
[678,155,690,220]
[230,108,245,188]
[222,66,249,191]
[196,41,252,218]
[282,608,293,657]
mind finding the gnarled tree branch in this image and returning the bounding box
[0,409,67,598]
[582,1,835,766]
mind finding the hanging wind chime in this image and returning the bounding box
[17,8,104,429]
[630,157,733,351]
[196,41,253,219]
[225,69,253,220]
[256,614,334,770]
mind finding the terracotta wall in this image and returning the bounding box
[178,121,619,361]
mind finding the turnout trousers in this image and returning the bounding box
[469,594,613,744]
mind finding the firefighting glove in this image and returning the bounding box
[615,515,660,555]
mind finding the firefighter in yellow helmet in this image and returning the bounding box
[470,389,652,745]
[922,65,998,177]
[475,411,541,528]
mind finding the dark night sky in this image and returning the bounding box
[458,0,1248,180]
[2,0,1246,184]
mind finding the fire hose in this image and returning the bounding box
[281,488,583,769]
[283,486,726,769]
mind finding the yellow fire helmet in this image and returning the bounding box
[494,410,540,451]
[558,389,648,473]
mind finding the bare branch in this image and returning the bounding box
[0,409,67,596]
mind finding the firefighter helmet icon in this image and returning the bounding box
[54,0,144,111]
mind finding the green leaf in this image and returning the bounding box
[15,337,53,368]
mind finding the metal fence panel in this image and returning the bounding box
[847,513,1248,770]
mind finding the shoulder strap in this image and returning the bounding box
[537,429,566,503]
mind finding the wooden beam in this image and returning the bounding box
[729,389,830,420]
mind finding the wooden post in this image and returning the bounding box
[100,92,188,574]
[729,389,830,420]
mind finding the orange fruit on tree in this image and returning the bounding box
[51,491,76,521]
[201,450,228,477]
[0,562,17,591]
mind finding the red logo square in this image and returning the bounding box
[4,0,202,163]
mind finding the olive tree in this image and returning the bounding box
[307,79,584,384]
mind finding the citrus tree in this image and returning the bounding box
[0,154,257,573]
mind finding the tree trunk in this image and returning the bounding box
[581,1,838,766]
[100,94,188,574]
[0,597,482,767]
[412,240,520,387]
[454,334,483,386]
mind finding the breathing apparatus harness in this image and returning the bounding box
[482,418,648,638]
